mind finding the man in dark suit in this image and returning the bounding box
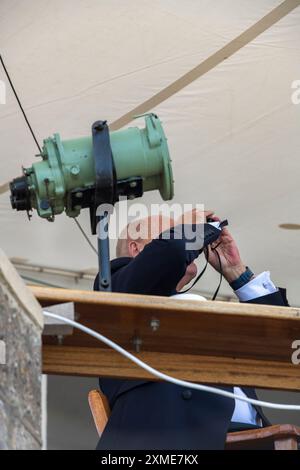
[94,210,288,450]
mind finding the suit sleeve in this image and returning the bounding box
[110,225,201,296]
[244,287,289,306]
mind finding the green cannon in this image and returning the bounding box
[10,113,174,223]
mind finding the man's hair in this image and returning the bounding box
[116,216,173,258]
[116,220,144,257]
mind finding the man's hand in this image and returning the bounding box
[206,216,248,284]
[175,208,214,226]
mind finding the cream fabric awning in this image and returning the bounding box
[0,0,300,303]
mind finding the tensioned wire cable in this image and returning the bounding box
[0,53,98,257]
[0,54,42,154]
[43,311,300,412]
[74,218,98,255]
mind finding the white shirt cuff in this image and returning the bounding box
[234,271,278,302]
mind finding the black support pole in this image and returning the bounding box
[97,212,112,292]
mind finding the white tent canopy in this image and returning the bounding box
[1,0,300,303]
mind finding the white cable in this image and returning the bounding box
[43,311,300,412]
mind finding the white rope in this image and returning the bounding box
[43,311,300,412]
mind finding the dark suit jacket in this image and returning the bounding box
[94,226,288,450]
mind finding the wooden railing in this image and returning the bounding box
[30,285,300,391]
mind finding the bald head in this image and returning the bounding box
[116,215,174,258]
[116,214,198,292]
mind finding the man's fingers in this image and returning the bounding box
[180,209,215,225]
[176,208,218,225]
[207,214,220,222]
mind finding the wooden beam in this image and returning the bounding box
[29,286,300,390]
[42,346,300,391]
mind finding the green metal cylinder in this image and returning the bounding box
[22,114,174,219]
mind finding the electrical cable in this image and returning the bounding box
[211,248,223,301]
[180,247,209,294]
[180,242,224,300]
[43,310,300,412]
[74,218,98,255]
